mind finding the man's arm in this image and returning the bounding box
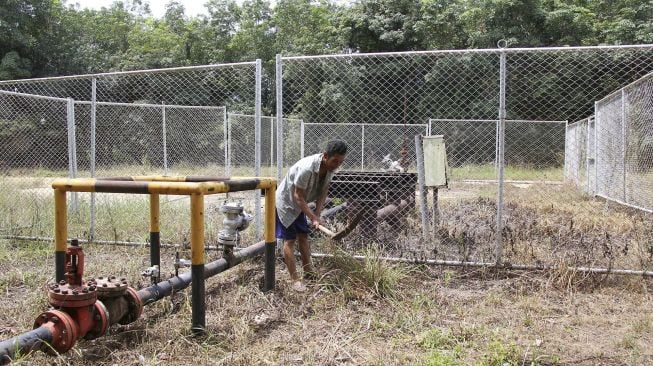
[293,186,321,229]
[314,185,329,219]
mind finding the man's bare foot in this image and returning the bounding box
[292,280,307,292]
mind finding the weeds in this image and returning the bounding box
[320,245,408,300]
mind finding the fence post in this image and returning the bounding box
[621,88,627,203]
[255,59,262,240]
[66,98,78,212]
[361,124,365,171]
[300,120,305,158]
[227,113,232,177]
[224,107,228,176]
[90,78,97,241]
[586,117,592,193]
[270,117,275,167]
[414,134,429,239]
[276,54,284,183]
[162,102,168,175]
[275,54,284,250]
[594,102,599,195]
[495,44,507,265]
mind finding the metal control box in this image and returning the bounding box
[422,135,448,187]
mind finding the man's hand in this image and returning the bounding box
[309,215,322,229]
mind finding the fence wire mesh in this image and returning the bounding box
[564,118,589,190]
[596,73,653,212]
[0,63,260,248]
[280,46,653,271]
[0,90,69,238]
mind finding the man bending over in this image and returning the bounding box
[276,139,348,292]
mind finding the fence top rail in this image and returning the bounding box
[0,89,69,102]
[74,100,226,110]
[568,116,594,126]
[0,61,258,85]
[281,44,653,61]
[429,118,567,124]
[596,70,653,104]
[303,122,428,127]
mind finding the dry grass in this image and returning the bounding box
[1,239,653,365]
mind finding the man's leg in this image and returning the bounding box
[297,233,315,277]
[283,239,300,281]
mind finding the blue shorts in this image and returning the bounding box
[276,211,311,240]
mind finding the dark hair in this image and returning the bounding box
[324,139,348,157]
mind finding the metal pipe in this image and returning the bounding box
[255,59,262,240]
[264,185,276,292]
[495,46,507,265]
[90,78,97,241]
[190,194,205,334]
[0,62,257,83]
[0,235,228,250]
[162,102,168,175]
[54,189,67,282]
[150,194,160,275]
[0,326,53,364]
[280,44,653,61]
[311,252,653,277]
[1,241,267,363]
[321,203,348,219]
[276,53,284,183]
[138,240,266,305]
[414,134,429,239]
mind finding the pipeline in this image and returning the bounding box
[311,253,653,277]
[0,241,265,364]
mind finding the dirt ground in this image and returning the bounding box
[1,239,652,366]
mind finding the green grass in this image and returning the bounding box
[451,163,564,181]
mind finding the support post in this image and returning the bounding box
[495,45,507,265]
[90,78,97,241]
[621,88,627,203]
[255,59,262,240]
[264,184,277,292]
[149,194,160,281]
[54,189,67,282]
[275,54,284,183]
[224,107,228,176]
[190,194,205,334]
[300,120,305,158]
[66,98,78,212]
[162,102,168,175]
[361,125,365,171]
[414,135,429,239]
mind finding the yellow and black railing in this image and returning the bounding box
[52,176,277,334]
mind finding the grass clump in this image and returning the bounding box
[320,246,407,300]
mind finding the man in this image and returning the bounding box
[276,139,347,292]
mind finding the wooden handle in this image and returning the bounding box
[317,224,336,238]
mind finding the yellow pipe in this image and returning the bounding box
[132,176,188,182]
[54,189,67,252]
[150,194,160,232]
[264,185,276,243]
[52,177,277,195]
[190,194,205,265]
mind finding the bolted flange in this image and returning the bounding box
[33,310,78,354]
[83,301,109,340]
[118,287,143,325]
[89,276,129,300]
[48,282,97,308]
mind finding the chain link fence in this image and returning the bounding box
[2,46,653,273]
[0,62,262,247]
[279,45,653,271]
[594,72,653,212]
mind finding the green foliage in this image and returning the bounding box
[0,0,650,81]
[321,246,407,299]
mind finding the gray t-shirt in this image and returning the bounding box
[276,153,334,227]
